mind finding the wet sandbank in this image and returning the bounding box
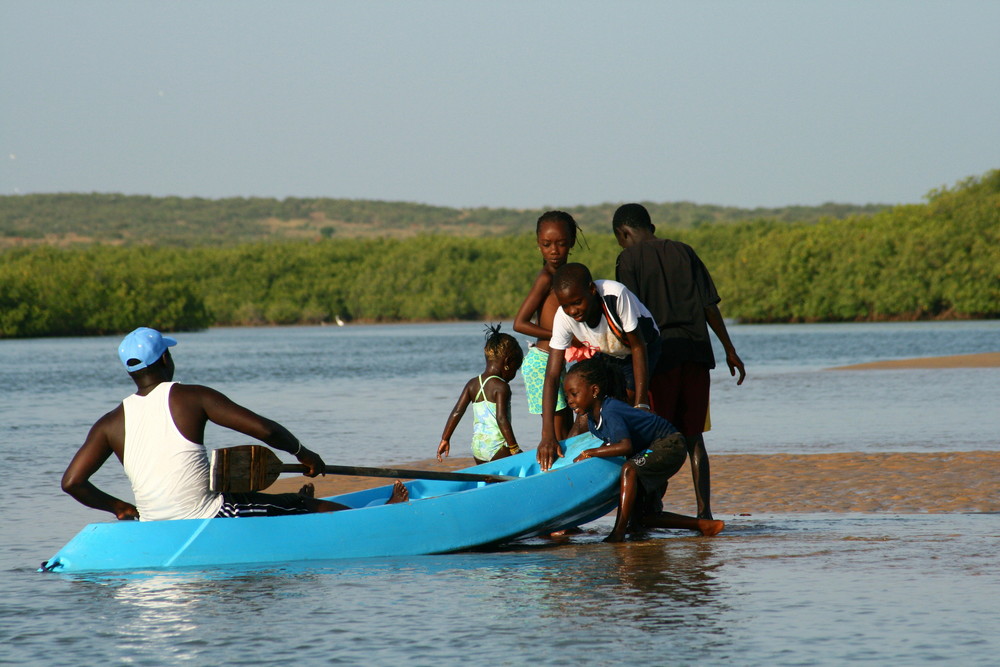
[828,351,1000,370]
[271,450,1000,515]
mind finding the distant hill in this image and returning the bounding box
[0,193,888,247]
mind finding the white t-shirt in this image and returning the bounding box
[549,280,658,359]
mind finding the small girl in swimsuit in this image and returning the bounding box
[512,211,584,440]
[438,324,525,464]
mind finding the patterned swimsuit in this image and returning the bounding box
[471,375,508,461]
[522,345,568,414]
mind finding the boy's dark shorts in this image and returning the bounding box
[630,432,687,517]
[649,360,710,436]
[216,491,313,518]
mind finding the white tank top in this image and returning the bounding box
[122,382,223,521]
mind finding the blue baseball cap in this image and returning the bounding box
[118,327,177,372]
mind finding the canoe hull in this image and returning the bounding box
[41,434,621,573]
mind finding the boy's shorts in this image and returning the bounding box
[649,360,711,435]
[630,432,687,517]
[523,346,567,414]
[216,491,313,518]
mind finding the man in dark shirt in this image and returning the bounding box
[613,203,746,520]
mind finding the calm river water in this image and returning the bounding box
[2,320,998,665]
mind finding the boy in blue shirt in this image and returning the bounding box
[564,357,725,541]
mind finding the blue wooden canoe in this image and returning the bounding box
[40,433,621,573]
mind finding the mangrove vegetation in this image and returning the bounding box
[1,170,996,338]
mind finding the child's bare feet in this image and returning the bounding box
[386,480,409,504]
[298,482,315,498]
[698,519,725,536]
[603,531,626,543]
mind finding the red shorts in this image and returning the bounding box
[649,361,710,436]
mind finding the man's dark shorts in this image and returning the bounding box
[216,491,313,518]
[630,432,687,517]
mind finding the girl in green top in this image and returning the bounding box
[438,325,525,464]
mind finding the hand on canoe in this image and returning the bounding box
[536,435,562,471]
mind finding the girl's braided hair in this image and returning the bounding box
[484,323,523,368]
[536,210,588,249]
[565,356,627,401]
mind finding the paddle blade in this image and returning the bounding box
[209,445,284,493]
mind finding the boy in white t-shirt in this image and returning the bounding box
[535,262,661,470]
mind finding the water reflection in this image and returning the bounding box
[401,531,736,638]
[64,534,735,650]
[22,514,999,665]
[525,538,730,639]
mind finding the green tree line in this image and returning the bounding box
[1,171,996,338]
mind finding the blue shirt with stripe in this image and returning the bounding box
[587,397,678,456]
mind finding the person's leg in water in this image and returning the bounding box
[297,480,409,512]
[607,444,722,541]
[684,364,714,519]
[606,462,641,542]
[638,507,724,537]
[650,362,714,520]
[605,463,722,541]
[685,433,712,520]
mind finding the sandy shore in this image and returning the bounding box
[270,450,1000,515]
[828,351,1000,370]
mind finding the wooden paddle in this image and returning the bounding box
[209,445,517,493]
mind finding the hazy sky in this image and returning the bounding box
[2,1,998,208]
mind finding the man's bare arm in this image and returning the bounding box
[62,408,139,519]
[174,384,327,476]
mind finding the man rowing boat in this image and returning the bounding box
[62,327,408,521]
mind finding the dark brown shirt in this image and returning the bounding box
[615,238,720,370]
